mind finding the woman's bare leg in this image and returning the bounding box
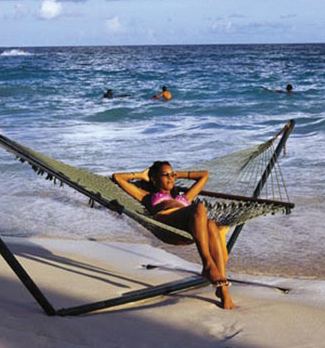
[207,221,235,309]
[207,221,227,275]
[189,203,224,283]
[157,204,224,283]
[155,204,235,308]
[218,225,230,264]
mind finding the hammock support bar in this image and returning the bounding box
[0,237,56,316]
[227,119,295,253]
[0,234,209,316]
[56,276,209,316]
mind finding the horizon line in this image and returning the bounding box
[1,42,325,49]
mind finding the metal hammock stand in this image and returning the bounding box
[0,120,295,316]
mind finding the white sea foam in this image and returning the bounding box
[0,49,32,57]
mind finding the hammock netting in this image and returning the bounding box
[0,122,294,244]
[203,140,289,200]
[204,199,288,226]
[181,129,292,226]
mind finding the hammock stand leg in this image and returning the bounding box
[0,237,56,316]
[226,119,295,253]
[56,276,209,316]
[0,235,208,316]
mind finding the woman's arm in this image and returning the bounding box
[176,170,209,202]
[112,169,149,202]
[151,93,161,100]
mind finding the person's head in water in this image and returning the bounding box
[286,84,293,92]
[103,89,113,98]
[162,86,167,92]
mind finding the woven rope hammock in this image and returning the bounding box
[178,124,294,227]
[0,120,295,245]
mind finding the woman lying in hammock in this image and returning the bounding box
[113,161,235,310]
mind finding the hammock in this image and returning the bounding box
[0,120,295,245]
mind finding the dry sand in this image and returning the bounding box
[0,236,324,348]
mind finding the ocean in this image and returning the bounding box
[0,44,324,279]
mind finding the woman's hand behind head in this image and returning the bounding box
[141,168,150,182]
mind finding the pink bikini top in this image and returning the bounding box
[150,191,190,208]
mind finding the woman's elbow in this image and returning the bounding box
[203,170,209,180]
[202,171,209,185]
[112,173,120,184]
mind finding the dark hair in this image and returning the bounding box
[103,89,113,98]
[148,161,171,182]
[286,84,293,91]
[162,86,167,91]
[148,161,178,196]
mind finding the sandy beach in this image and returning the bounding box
[1,236,324,348]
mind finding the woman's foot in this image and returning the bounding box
[219,286,236,310]
[202,264,235,309]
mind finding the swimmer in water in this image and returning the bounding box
[263,84,293,94]
[285,84,293,93]
[103,89,113,99]
[103,89,130,99]
[152,86,173,101]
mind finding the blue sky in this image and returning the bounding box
[0,0,324,47]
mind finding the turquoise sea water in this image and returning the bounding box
[0,44,324,279]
